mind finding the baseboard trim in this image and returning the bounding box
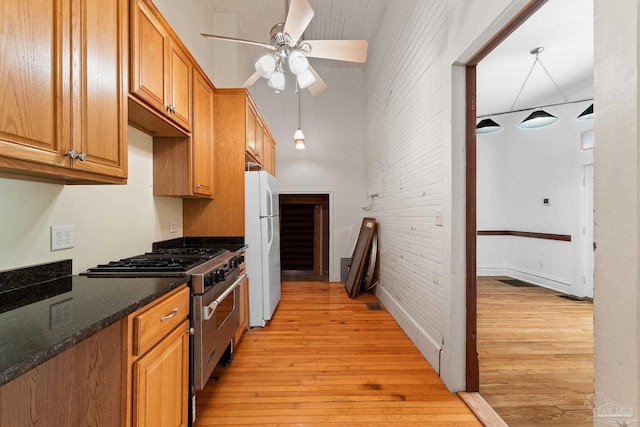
[458,392,508,427]
[376,285,441,373]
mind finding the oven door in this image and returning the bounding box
[192,272,246,390]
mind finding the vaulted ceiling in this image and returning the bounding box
[204,0,593,116]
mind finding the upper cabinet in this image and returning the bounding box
[130,0,192,134]
[0,0,128,184]
[184,89,276,237]
[153,67,214,198]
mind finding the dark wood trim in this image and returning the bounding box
[465,0,548,393]
[465,65,479,392]
[467,0,548,66]
[477,230,571,242]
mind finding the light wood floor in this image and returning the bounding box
[477,277,594,427]
[194,281,481,426]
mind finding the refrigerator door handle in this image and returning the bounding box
[265,183,273,217]
[266,216,274,253]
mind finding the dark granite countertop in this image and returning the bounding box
[0,260,188,387]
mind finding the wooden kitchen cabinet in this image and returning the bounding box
[124,286,190,427]
[0,321,124,426]
[263,131,276,175]
[130,0,192,134]
[0,0,128,184]
[184,89,275,236]
[152,67,214,198]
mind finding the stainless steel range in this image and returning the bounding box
[81,241,246,424]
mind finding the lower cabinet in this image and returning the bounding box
[124,285,190,427]
[0,321,123,427]
[132,319,189,427]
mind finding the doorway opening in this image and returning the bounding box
[279,194,329,281]
[464,1,595,424]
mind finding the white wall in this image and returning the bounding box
[249,68,367,282]
[0,127,183,275]
[477,101,594,294]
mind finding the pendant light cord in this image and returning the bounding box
[510,49,569,111]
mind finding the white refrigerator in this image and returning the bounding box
[245,171,281,327]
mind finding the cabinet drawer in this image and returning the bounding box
[133,287,189,356]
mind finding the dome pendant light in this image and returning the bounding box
[511,47,567,130]
[577,104,594,121]
[520,110,558,129]
[294,88,306,150]
[476,118,502,135]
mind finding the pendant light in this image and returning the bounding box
[577,104,594,121]
[294,87,306,149]
[476,118,502,134]
[511,47,566,129]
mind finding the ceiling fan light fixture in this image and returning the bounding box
[288,50,309,74]
[520,110,558,129]
[297,69,316,89]
[577,104,594,121]
[267,70,285,92]
[255,54,276,78]
[476,118,502,135]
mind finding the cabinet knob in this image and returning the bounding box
[195,184,201,190]
[166,105,176,114]
[64,150,78,159]
[77,152,86,161]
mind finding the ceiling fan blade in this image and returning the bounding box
[283,0,314,47]
[304,40,368,63]
[241,71,261,88]
[306,66,327,96]
[201,33,275,50]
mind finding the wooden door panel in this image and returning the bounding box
[131,0,168,111]
[73,0,127,177]
[0,0,70,167]
[192,70,214,196]
[168,41,192,130]
[133,320,188,427]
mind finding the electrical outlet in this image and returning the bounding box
[50,299,72,328]
[51,225,74,251]
[169,218,178,233]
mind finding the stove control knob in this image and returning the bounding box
[229,258,238,269]
[215,269,225,281]
[204,272,215,287]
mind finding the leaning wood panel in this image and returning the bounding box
[344,217,376,298]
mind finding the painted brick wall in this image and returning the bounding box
[364,0,448,367]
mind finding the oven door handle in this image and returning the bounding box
[202,273,247,321]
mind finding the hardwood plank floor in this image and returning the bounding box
[477,277,594,427]
[195,282,481,426]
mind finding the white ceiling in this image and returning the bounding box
[205,0,593,115]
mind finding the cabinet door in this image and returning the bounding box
[192,70,214,197]
[245,102,257,159]
[130,0,169,114]
[71,0,127,178]
[133,320,189,427]
[167,40,192,131]
[263,131,276,175]
[0,0,71,168]
[254,119,264,162]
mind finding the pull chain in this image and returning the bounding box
[510,47,568,111]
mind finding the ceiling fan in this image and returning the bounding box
[201,0,368,96]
